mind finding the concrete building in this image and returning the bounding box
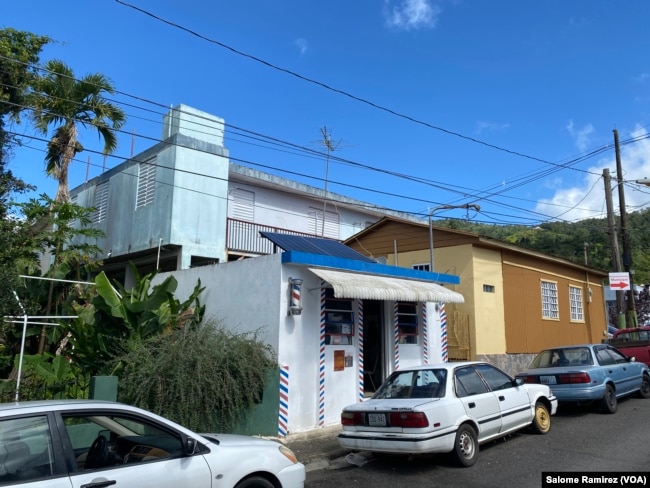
[69,104,464,435]
[70,104,420,285]
[159,233,464,435]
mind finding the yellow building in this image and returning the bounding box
[344,217,608,374]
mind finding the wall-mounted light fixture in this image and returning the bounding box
[288,277,303,316]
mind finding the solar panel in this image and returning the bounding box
[260,231,376,263]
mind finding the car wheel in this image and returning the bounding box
[639,375,650,399]
[234,476,275,488]
[452,424,478,467]
[531,401,551,434]
[601,384,618,414]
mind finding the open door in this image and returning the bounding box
[363,300,384,395]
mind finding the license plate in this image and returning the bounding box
[540,375,557,385]
[368,413,387,427]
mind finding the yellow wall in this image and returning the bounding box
[388,245,506,357]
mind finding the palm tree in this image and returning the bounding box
[31,60,125,203]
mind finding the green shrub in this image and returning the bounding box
[115,318,277,432]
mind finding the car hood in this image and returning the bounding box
[199,433,282,448]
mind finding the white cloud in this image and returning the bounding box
[536,126,650,222]
[384,0,441,30]
[476,120,510,134]
[293,38,308,56]
[634,73,650,83]
[566,119,594,152]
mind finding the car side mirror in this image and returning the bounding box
[629,356,637,363]
[513,378,524,386]
[180,433,198,456]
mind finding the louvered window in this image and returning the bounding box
[92,182,109,224]
[308,207,339,239]
[136,158,156,208]
[231,188,255,221]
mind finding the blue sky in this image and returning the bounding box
[4,0,650,226]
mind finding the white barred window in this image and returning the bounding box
[569,286,584,322]
[541,280,559,320]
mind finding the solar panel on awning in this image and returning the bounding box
[308,268,464,303]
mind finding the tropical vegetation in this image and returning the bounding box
[30,59,126,203]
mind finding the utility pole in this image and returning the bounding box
[603,168,626,328]
[614,129,638,328]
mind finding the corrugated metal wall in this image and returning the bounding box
[503,250,606,353]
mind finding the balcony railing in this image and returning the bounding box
[227,218,330,256]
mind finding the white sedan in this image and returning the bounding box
[0,399,305,488]
[339,361,558,467]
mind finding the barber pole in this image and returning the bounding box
[440,303,448,362]
[278,366,289,437]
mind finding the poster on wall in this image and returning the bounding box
[334,350,345,371]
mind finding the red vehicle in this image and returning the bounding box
[609,326,650,366]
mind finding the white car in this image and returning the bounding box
[339,361,558,467]
[0,399,305,488]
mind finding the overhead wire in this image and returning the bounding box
[1,53,647,226]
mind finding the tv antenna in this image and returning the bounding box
[317,126,348,236]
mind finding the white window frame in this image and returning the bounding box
[569,285,585,322]
[412,263,430,271]
[541,280,559,320]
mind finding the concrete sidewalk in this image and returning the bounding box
[282,425,349,471]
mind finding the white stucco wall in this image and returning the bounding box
[228,180,382,240]
[157,257,449,434]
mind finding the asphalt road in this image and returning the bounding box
[305,394,650,488]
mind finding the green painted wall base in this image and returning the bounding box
[233,368,279,437]
[90,376,118,401]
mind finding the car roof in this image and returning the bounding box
[613,326,650,335]
[0,399,129,414]
[389,361,486,372]
[540,344,598,350]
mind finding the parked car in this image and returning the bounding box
[338,362,557,467]
[516,344,650,413]
[608,326,650,366]
[0,399,305,488]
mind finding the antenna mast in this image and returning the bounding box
[320,126,335,237]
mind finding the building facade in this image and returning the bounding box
[158,235,464,435]
[344,217,609,375]
[70,104,420,285]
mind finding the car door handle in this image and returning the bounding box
[498,396,505,401]
[81,481,117,488]
[468,402,476,408]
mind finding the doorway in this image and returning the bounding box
[363,300,384,394]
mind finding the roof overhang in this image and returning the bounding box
[308,267,464,304]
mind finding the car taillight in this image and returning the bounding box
[557,372,591,384]
[521,376,538,384]
[341,411,363,426]
[389,412,429,428]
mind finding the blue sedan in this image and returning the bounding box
[516,344,650,413]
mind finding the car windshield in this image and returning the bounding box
[373,369,446,399]
[529,347,593,368]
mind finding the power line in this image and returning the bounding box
[114,0,571,168]
[2,56,647,224]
